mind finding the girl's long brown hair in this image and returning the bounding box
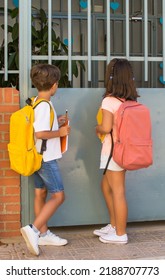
[104,58,139,100]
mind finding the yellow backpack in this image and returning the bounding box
[8,97,54,176]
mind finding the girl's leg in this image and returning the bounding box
[106,170,127,236]
[101,175,116,227]
[33,191,65,231]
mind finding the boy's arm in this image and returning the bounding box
[35,124,70,139]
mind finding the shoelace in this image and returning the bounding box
[47,231,61,240]
[101,224,111,230]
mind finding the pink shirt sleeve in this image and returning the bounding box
[101,96,122,114]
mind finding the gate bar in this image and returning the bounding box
[144,0,148,81]
[87,0,91,82]
[4,0,8,81]
[106,0,110,63]
[126,0,130,59]
[19,0,32,104]
[68,0,72,81]
[48,0,52,64]
[163,0,165,81]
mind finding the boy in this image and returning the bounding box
[20,64,70,256]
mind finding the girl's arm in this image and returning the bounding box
[96,109,113,135]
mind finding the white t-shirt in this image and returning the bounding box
[33,100,62,162]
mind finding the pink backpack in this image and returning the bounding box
[104,99,153,173]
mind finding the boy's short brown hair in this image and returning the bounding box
[30,64,61,91]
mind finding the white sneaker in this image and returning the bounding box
[20,225,40,255]
[38,230,68,246]
[93,224,116,237]
[99,232,128,244]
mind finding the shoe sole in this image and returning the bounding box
[20,228,39,255]
[93,231,116,237]
[93,231,105,237]
[99,237,128,244]
[38,241,68,246]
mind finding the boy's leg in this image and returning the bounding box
[21,191,65,254]
[33,159,65,230]
[34,191,68,246]
[21,160,67,253]
[34,188,48,233]
[33,191,65,230]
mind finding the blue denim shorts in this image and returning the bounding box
[33,160,64,193]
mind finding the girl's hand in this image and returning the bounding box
[95,126,105,141]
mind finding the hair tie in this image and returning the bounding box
[109,76,113,80]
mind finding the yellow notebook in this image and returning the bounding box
[96,107,105,143]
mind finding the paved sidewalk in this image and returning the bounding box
[0,221,165,260]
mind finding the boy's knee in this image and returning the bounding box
[51,191,65,204]
[35,188,47,199]
[60,192,65,203]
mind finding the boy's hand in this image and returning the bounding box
[58,115,69,127]
[59,125,70,137]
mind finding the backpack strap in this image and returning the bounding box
[26,97,54,155]
[103,131,114,175]
[114,96,124,103]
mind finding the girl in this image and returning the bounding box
[94,58,139,244]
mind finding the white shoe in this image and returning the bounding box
[20,225,40,255]
[99,232,128,244]
[38,230,68,246]
[93,224,116,237]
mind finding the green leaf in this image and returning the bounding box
[12,23,19,41]
[15,52,19,69]
[0,7,12,13]
[61,42,68,54]
[10,7,19,19]
[33,39,44,47]
[1,24,13,33]
[78,60,86,71]
[8,52,16,69]
[52,41,59,52]
[40,9,47,24]
[40,45,48,55]
[32,26,39,38]
[72,61,78,77]
[37,30,42,40]
[52,29,56,41]
[43,30,48,41]
[59,61,68,76]
[8,25,13,33]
